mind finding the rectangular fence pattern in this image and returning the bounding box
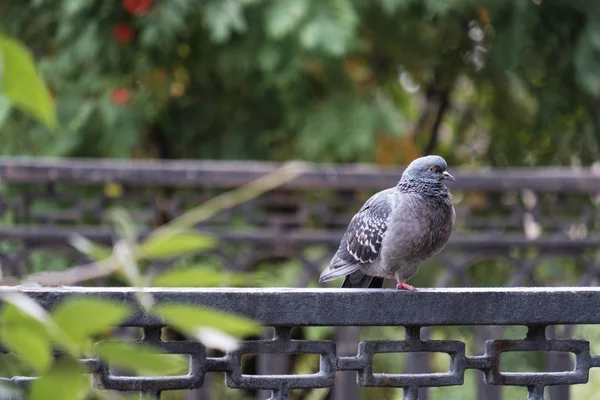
[2,287,600,400]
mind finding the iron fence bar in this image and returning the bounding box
[2,287,600,399]
[1,157,600,191]
[1,226,600,250]
[3,287,599,326]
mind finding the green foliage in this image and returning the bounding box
[0,0,597,164]
[29,358,89,400]
[68,234,113,262]
[152,266,266,287]
[0,292,79,358]
[0,163,306,398]
[0,303,52,373]
[0,34,57,131]
[153,303,261,337]
[2,2,600,397]
[141,231,217,260]
[94,341,188,376]
[51,298,132,345]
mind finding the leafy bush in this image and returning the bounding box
[2,1,600,165]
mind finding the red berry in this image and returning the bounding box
[111,88,130,106]
[113,23,134,43]
[122,0,152,15]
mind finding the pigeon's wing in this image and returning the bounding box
[319,190,393,283]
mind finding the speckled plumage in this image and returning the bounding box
[319,155,456,289]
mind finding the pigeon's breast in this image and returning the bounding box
[419,195,455,257]
[381,193,455,266]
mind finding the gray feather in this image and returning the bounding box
[318,189,393,282]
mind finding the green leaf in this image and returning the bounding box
[203,0,248,42]
[95,341,188,376]
[0,292,78,357]
[575,26,600,97]
[1,328,50,373]
[258,46,281,72]
[378,0,413,15]
[0,292,52,325]
[107,208,138,244]
[68,234,112,262]
[152,303,261,338]
[304,326,334,341]
[152,267,224,287]
[152,266,266,287]
[299,0,358,56]
[61,0,94,17]
[0,34,57,131]
[0,95,11,127]
[51,298,132,344]
[265,0,309,39]
[0,304,51,373]
[29,358,89,400]
[141,231,217,260]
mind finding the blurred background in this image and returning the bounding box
[2,0,600,399]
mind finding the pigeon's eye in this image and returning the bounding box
[428,166,436,173]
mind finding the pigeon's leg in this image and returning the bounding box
[396,280,416,290]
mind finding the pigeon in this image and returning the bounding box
[319,155,456,290]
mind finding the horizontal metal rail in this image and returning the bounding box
[1,157,599,191]
[4,287,599,326]
[2,226,600,250]
[2,287,600,400]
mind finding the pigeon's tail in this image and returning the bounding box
[341,271,385,288]
[319,256,361,283]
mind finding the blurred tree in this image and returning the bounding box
[0,0,599,166]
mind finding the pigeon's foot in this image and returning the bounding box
[396,281,416,291]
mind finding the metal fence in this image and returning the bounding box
[2,157,600,399]
[1,157,600,283]
[2,287,600,400]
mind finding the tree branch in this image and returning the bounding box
[425,89,451,154]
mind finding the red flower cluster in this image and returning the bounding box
[111,88,130,106]
[113,23,134,43]
[113,0,152,44]
[123,0,153,15]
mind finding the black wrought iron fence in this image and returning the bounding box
[1,158,600,400]
[1,157,600,282]
[2,287,600,400]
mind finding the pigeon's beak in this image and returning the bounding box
[442,171,455,181]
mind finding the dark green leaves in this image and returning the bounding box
[2,0,600,165]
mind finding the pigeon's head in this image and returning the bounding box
[402,155,455,183]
